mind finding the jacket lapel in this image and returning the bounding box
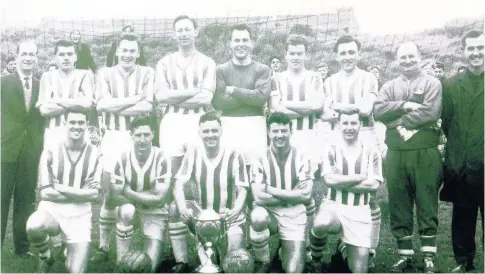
[30,78,40,110]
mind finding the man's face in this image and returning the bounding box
[7,60,16,72]
[131,125,153,152]
[370,67,380,80]
[317,66,328,79]
[174,19,198,48]
[336,41,360,72]
[122,26,134,36]
[270,58,281,72]
[434,67,444,78]
[230,29,253,61]
[116,40,140,69]
[268,123,291,149]
[463,34,485,70]
[65,113,87,141]
[199,120,222,148]
[16,42,38,72]
[70,31,81,43]
[55,46,77,72]
[339,113,361,142]
[397,43,421,74]
[286,44,306,71]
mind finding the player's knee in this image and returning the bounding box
[118,204,135,225]
[348,260,368,273]
[283,260,305,273]
[250,207,269,231]
[312,213,336,234]
[26,211,46,234]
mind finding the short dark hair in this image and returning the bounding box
[199,111,221,125]
[54,40,76,55]
[121,25,134,32]
[267,112,292,129]
[69,30,81,39]
[285,34,309,52]
[230,24,253,40]
[333,35,362,53]
[6,54,16,63]
[435,62,444,70]
[65,109,88,120]
[117,33,140,48]
[173,15,198,30]
[268,56,281,64]
[337,107,360,121]
[317,62,328,69]
[129,115,153,132]
[367,65,380,72]
[461,29,484,48]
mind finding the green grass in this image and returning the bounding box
[1,181,483,273]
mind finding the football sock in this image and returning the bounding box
[33,235,51,260]
[115,223,133,263]
[310,229,327,261]
[99,205,117,251]
[250,227,270,263]
[168,221,189,263]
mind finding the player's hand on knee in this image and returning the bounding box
[223,209,238,224]
[180,208,192,223]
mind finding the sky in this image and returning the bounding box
[1,0,484,35]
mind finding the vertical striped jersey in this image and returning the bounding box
[271,70,324,131]
[324,68,378,127]
[155,51,216,115]
[321,141,383,206]
[37,69,95,129]
[176,146,248,213]
[96,65,154,131]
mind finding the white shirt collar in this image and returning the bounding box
[16,69,32,81]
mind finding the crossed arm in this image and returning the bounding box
[122,179,172,208]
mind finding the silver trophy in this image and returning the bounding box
[194,209,224,273]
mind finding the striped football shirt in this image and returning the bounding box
[155,51,216,115]
[176,146,248,213]
[271,70,324,131]
[322,141,383,206]
[96,65,154,131]
[325,68,378,127]
[37,69,95,129]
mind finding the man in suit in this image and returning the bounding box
[70,30,97,73]
[1,40,45,256]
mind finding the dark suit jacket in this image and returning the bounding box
[1,73,44,163]
[75,43,98,73]
[440,71,484,202]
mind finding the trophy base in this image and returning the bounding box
[196,264,222,273]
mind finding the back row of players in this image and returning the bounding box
[23,14,448,273]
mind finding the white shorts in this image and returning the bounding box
[136,209,168,241]
[159,113,202,157]
[99,130,132,172]
[37,201,92,244]
[290,129,322,173]
[319,199,372,248]
[220,116,267,165]
[43,126,67,150]
[266,205,307,241]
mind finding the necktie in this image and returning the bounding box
[24,77,31,110]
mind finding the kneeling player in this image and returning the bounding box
[309,109,383,273]
[27,110,101,273]
[112,116,172,272]
[169,112,249,271]
[249,112,313,273]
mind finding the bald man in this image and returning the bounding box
[374,42,442,273]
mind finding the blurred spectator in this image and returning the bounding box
[367,65,382,89]
[268,56,283,77]
[434,61,445,81]
[69,30,97,73]
[421,59,436,76]
[46,61,57,72]
[457,65,467,74]
[2,55,16,76]
[316,61,329,81]
[105,25,147,67]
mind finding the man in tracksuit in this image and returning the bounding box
[374,42,442,273]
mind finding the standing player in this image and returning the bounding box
[154,15,216,272]
[26,110,101,273]
[374,42,442,273]
[269,34,325,261]
[309,108,383,273]
[170,112,249,269]
[111,116,172,272]
[92,33,154,261]
[249,112,313,273]
[323,35,381,268]
[37,40,95,149]
[212,23,272,170]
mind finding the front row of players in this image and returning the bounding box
[26,108,382,273]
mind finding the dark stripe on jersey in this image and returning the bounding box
[130,156,137,191]
[57,145,65,185]
[170,58,180,114]
[226,152,237,210]
[336,80,342,103]
[182,73,190,114]
[268,150,277,188]
[200,158,208,209]
[341,190,349,205]
[286,78,293,100]
[213,153,223,213]
[79,145,93,188]
[364,193,369,205]
[86,156,99,182]
[330,188,337,201]
[112,73,119,130]
[296,79,306,130]
[290,148,297,188]
[341,150,349,205]
[55,116,61,127]
[68,79,76,98]
[143,158,152,191]
[308,114,315,130]
[352,152,363,206]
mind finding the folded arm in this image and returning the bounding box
[401,80,442,129]
[323,173,367,189]
[266,179,313,204]
[230,66,272,107]
[373,83,409,124]
[251,183,284,207]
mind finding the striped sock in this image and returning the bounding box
[33,235,51,259]
[99,206,117,251]
[420,235,437,257]
[310,229,327,261]
[250,227,270,263]
[168,222,189,263]
[337,239,348,261]
[397,235,414,257]
[370,205,381,250]
[305,198,316,246]
[115,223,133,263]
